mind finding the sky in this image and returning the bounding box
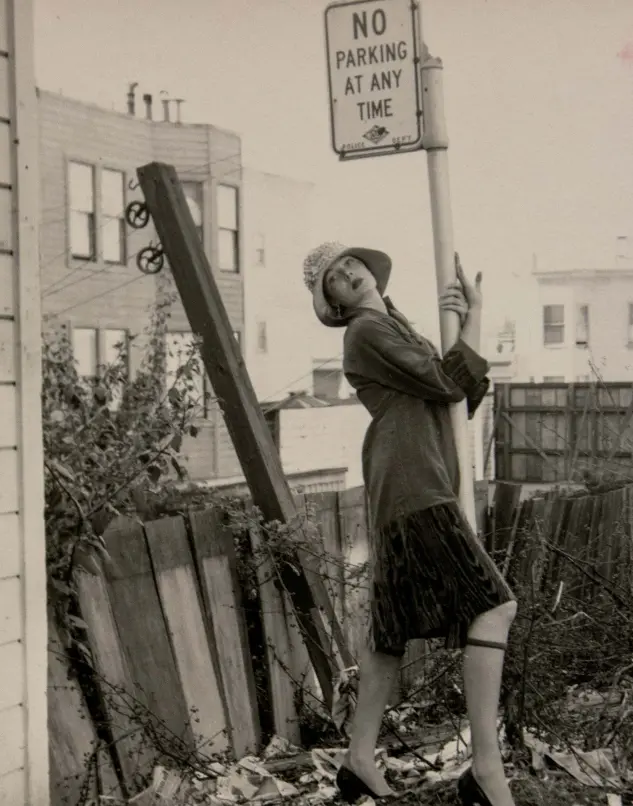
[33,0,633,352]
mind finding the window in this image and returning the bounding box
[255,233,265,266]
[575,304,589,347]
[69,162,96,260]
[71,327,98,381]
[103,328,128,408]
[576,374,591,382]
[543,304,564,345]
[543,376,565,383]
[256,321,267,353]
[102,169,126,264]
[165,331,206,415]
[181,181,204,243]
[218,184,239,272]
[628,303,633,343]
[102,329,128,367]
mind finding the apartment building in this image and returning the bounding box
[38,88,245,480]
[1,1,49,802]
[241,168,315,402]
[515,260,633,383]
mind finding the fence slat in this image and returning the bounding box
[188,508,261,759]
[338,486,369,665]
[75,568,154,796]
[621,487,633,591]
[144,516,229,756]
[305,492,345,627]
[249,525,301,743]
[103,518,194,751]
[491,481,523,555]
[48,617,122,805]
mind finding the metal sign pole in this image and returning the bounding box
[419,38,478,529]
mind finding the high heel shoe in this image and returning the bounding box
[336,765,394,804]
[457,767,493,806]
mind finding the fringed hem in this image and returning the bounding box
[366,502,515,656]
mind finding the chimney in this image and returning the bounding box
[173,98,185,124]
[142,93,153,120]
[160,90,170,122]
[127,82,138,115]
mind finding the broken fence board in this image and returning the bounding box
[338,486,370,665]
[48,617,122,805]
[103,518,194,751]
[144,516,229,757]
[75,568,154,796]
[249,525,301,744]
[491,481,523,556]
[188,508,261,758]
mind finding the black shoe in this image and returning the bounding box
[457,767,494,806]
[336,765,393,804]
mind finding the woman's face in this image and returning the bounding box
[324,256,377,309]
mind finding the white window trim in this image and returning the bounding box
[543,304,565,348]
[66,159,128,268]
[217,182,240,273]
[101,166,128,266]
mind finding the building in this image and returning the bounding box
[514,260,633,383]
[1,1,50,802]
[37,88,250,482]
[240,168,315,402]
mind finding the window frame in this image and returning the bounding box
[575,303,589,348]
[68,160,97,262]
[628,302,633,344]
[70,325,131,404]
[180,180,204,245]
[543,304,565,346]
[101,166,128,266]
[164,329,210,419]
[217,183,240,273]
[256,321,268,354]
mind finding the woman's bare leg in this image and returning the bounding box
[464,601,517,806]
[343,646,402,796]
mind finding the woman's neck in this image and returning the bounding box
[355,290,387,315]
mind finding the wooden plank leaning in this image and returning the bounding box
[136,162,352,709]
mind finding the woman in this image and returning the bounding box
[303,243,517,806]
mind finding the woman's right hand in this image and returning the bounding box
[455,252,483,310]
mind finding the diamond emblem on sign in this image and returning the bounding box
[363,125,389,145]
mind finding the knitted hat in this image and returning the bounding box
[303,242,392,327]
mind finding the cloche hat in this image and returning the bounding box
[303,241,392,327]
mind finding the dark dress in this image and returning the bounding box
[343,307,515,656]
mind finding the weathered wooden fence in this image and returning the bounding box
[490,480,633,598]
[48,480,633,802]
[494,382,633,484]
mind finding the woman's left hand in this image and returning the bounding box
[439,282,469,326]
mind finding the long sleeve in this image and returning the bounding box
[344,315,489,404]
[442,336,490,418]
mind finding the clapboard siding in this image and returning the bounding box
[0,255,15,315]
[0,705,25,779]
[0,2,49,802]
[180,422,217,480]
[0,641,23,712]
[215,417,242,479]
[0,19,24,787]
[0,513,20,579]
[150,123,210,170]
